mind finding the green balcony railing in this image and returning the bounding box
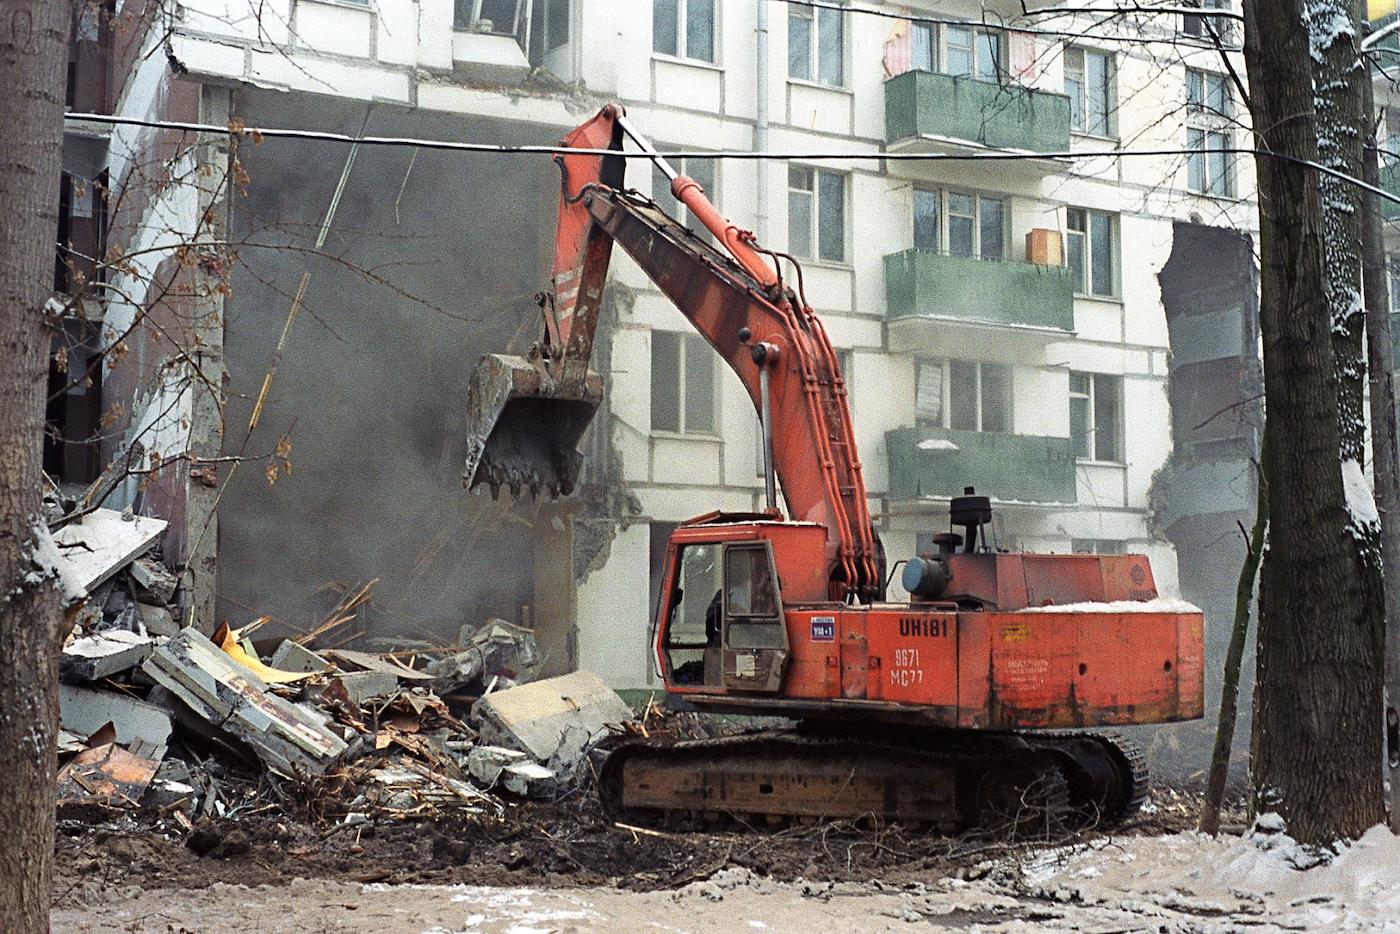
[884,249,1074,333]
[887,427,1077,505]
[884,70,1071,154]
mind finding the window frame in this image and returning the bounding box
[915,357,1013,434]
[454,0,526,36]
[788,164,848,264]
[1185,67,1235,198]
[652,0,718,64]
[1069,371,1125,464]
[909,21,1005,82]
[1064,46,1117,138]
[913,187,1008,261]
[788,1,845,87]
[651,330,719,436]
[1066,207,1119,298]
[1182,0,1234,42]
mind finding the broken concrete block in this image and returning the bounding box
[57,743,160,807]
[465,744,530,787]
[61,629,155,682]
[329,670,399,704]
[472,670,634,772]
[270,639,330,674]
[51,508,167,594]
[501,762,558,799]
[59,683,172,761]
[57,729,86,755]
[136,602,180,638]
[129,557,177,605]
[427,619,539,693]
[142,628,348,777]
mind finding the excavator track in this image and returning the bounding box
[598,727,1145,835]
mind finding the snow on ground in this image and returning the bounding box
[52,827,1400,933]
[1019,823,1400,932]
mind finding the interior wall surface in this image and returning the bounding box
[221,90,570,649]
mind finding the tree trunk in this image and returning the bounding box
[0,2,75,930]
[1200,464,1267,836]
[1244,2,1386,844]
[1359,49,1400,834]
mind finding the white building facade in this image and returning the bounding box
[105,0,1259,688]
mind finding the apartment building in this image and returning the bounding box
[87,1,1259,690]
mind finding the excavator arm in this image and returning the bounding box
[464,105,882,600]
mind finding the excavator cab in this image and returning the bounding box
[656,526,791,694]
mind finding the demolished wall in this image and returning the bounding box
[220,91,575,654]
[1150,221,1262,776]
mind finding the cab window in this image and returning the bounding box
[664,543,722,682]
[724,543,784,649]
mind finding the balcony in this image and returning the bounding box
[886,427,1077,505]
[884,249,1074,356]
[884,70,1070,178]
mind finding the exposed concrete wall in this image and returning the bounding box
[218,91,571,649]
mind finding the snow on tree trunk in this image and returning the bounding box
[0,2,76,930]
[1245,1,1386,847]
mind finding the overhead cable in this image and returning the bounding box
[63,111,1400,207]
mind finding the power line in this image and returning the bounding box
[62,111,1400,207]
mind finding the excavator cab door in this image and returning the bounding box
[721,542,789,693]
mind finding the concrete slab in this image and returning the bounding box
[472,670,633,769]
[270,639,331,674]
[142,628,348,776]
[136,602,180,637]
[61,630,155,682]
[59,683,172,760]
[51,509,167,594]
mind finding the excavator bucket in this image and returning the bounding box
[462,353,603,498]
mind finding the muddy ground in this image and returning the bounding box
[52,783,1239,928]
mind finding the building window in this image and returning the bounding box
[455,0,525,35]
[1070,372,1123,462]
[1187,128,1233,197]
[1073,538,1125,555]
[655,156,718,242]
[1067,207,1116,297]
[910,22,1004,81]
[652,331,716,434]
[1065,47,1115,137]
[653,0,715,63]
[788,165,846,263]
[1183,0,1233,41]
[916,359,1010,433]
[789,2,843,86]
[544,0,570,51]
[1186,69,1234,197]
[913,188,1006,260]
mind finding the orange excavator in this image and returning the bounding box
[463,106,1203,830]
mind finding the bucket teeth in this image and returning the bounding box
[463,353,603,500]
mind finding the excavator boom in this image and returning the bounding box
[464,105,881,599]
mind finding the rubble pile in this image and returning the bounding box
[49,507,636,841]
